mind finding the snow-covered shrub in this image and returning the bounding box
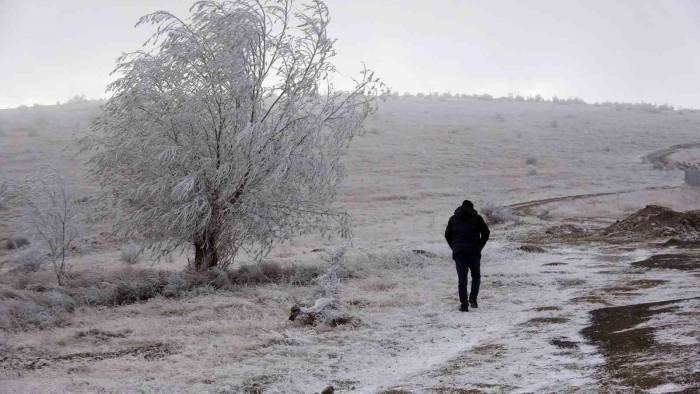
[120,242,142,265]
[162,273,189,298]
[12,247,44,273]
[72,268,170,306]
[316,248,344,301]
[290,247,353,326]
[108,269,171,305]
[23,169,84,285]
[3,237,30,250]
[0,288,76,330]
[287,265,324,286]
[229,261,322,286]
[481,202,516,225]
[0,180,12,209]
[111,277,161,305]
[80,285,115,306]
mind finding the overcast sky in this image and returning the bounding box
[1,0,699,109]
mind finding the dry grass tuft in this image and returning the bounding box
[0,286,76,330]
[0,261,323,331]
[3,237,30,250]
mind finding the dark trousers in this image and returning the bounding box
[454,254,481,305]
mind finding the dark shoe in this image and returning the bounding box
[459,304,469,312]
[469,299,478,308]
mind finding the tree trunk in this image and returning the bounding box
[193,231,218,271]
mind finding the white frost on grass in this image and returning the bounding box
[2,96,700,393]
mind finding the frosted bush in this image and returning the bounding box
[23,169,84,285]
[162,273,189,298]
[316,247,344,301]
[80,285,114,306]
[0,180,12,209]
[0,289,76,330]
[13,247,44,272]
[3,237,30,250]
[120,242,142,265]
[290,247,353,326]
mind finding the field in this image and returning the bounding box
[1,96,699,393]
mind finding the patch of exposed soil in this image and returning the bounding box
[525,223,596,244]
[658,238,700,249]
[533,306,560,312]
[631,253,700,271]
[519,244,545,253]
[74,328,130,342]
[557,279,586,288]
[411,249,438,258]
[569,295,611,306]
[545,223,587,236]
[470,343,506,357]
[429,388,485,394]
[532,205,700,245]
[601,205,700,241]
[429,344,505,377]
[626,279,668,289]
[542,262,567,266]
[520,317,569,327]
[599,285,639,295]
[581,297,700,392]
[550,338,579,349]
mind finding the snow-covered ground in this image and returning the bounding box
[1,97,699,393]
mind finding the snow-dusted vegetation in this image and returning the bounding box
[82,0,383,271]
[2,91,699,393]
[1,1,699,393]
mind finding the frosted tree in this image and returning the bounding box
[84,0,383,271]
[0,180,11,209]
[24,170,83,285]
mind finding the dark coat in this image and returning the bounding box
[445,205,490,258]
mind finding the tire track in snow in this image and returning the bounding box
[507,186,679,213]
[642,141,700,169]
[507,141,700,213]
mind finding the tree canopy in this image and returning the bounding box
[84,0,383,270]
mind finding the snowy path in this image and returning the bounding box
[345,243,612,392]
[218,234,696,392]
[346,243,699,393]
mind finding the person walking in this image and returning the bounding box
[445,200,490,312]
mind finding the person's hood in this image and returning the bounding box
[454,205,477,218]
